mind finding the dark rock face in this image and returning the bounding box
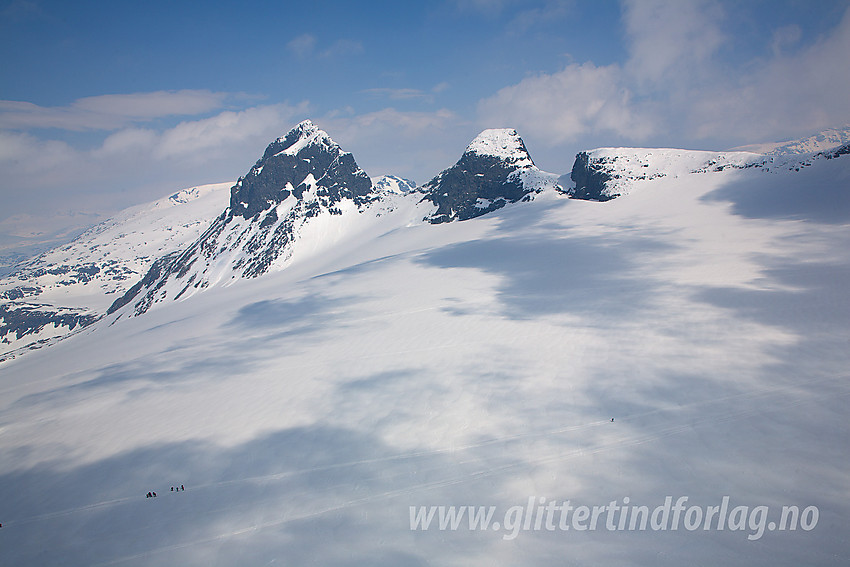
[420,153,530,223]
[821,142,850,160]
[106,252,181,315]
[568,151,617,201]
[230,121,373,219]
[0,303,98,345]
[418,129,548,224]
[109,120,376,317]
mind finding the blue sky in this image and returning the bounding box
[2,0,850,252]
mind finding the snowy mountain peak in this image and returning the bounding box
[419,128,559,224]
[264,119,333,160]
[230,120,372,220]
[371,175,417,194]
[108,121,378,316]
[465,128,533,166]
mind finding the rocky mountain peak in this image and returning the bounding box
[418,128,559,224]
[230,120,372,219]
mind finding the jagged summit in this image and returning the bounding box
[418,128,560,224]
[108,120,378,316]
[259,120,340,162]
[230,120,372,219]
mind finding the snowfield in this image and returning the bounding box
[0,143,849,566]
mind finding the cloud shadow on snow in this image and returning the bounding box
[701,159,850,224]
[417,232,673,320]
[0,421,526,566]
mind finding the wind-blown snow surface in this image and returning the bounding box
[1,154,849,565]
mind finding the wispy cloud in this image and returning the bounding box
[361,83,450,103]
[509,0,575,33]
[320,38,364,58]
[286,33,317,58]
[361,88,435,102]
[0,90,231,131]
[322,107,469,182]
[286,33,363,59]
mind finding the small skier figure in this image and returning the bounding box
[611,418,614,422]
[181,485,184,491]
[152,492,157,497]
[146,492,152,498]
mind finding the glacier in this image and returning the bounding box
[0,123,848,566]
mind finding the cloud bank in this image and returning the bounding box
[478,1,850,149]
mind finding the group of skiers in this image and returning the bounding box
[145,484,185,498]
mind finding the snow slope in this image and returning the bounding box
[732,125,850,155]
[0,182,232,357]
[0,136,849,566]
[567,142,850,201]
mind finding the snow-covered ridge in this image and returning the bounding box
[732,125,850,156]
[1,182,232,357]
[565,145,840,201]
[465,128,534,166]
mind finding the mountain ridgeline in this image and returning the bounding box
[106,122,563,317]
[4,120,850,357]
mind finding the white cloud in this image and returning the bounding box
[689,8,850,142]
[0,90,230,131]
[0,101,310,230]
[327,107,458,138]
[73,91,227,120]
[477,1,850,152]
[622,0,725,89]
[771,24,802,58]
[322,107,470,182]
[95,128,158,157]
[0,130,76,173]
[478,62,654,144]
[286,33,317,57]
[154,103,310,160]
